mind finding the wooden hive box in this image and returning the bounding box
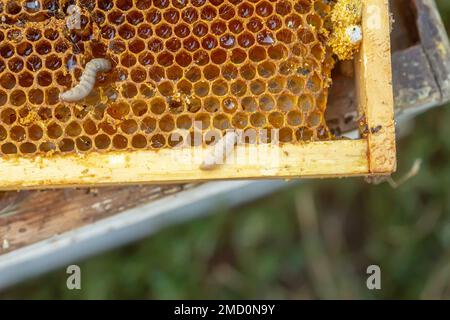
[0,0,395,189]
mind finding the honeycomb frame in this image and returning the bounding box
[0,0,396,189]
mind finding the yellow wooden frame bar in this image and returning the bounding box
[0,0,395,190]
[356,0,396,174]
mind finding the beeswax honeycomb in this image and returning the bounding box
[0,0,335,156]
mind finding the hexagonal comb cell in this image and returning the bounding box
[0,0,335,156]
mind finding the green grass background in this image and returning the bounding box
[1,1,450,299]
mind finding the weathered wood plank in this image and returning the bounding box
[0,184,191,253]
[392,45,441,113]
[415,0,450,101]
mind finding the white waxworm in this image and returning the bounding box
[59,58,111,102]
[66,4,82,30]
[200,131,238,170]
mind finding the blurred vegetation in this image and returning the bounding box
[1,2,450,299]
